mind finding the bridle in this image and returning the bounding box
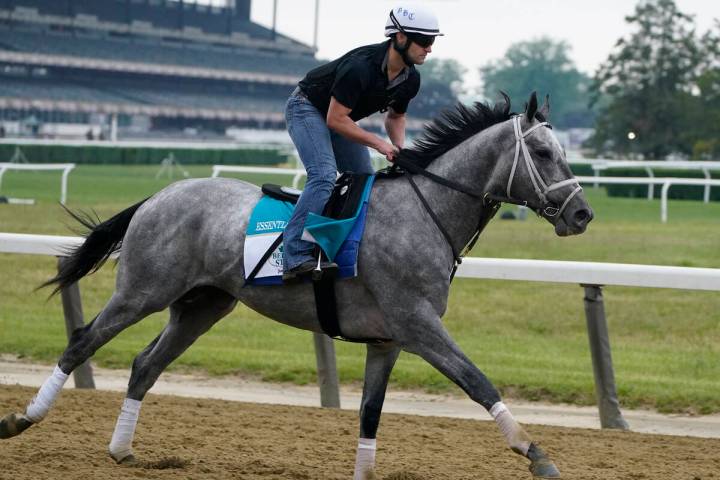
[484,115,582,219]
[391,114,582,279]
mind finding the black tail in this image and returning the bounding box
[41,198,148,295]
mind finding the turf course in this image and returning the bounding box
[0,165,718,414]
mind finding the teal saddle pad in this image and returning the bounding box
[243,175,375,285]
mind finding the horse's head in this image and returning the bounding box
[489,92,593,236]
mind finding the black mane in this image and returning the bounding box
[398,96,513,169]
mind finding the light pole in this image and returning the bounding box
[313,0,320,51]
[627,131,637,159]
[272,0,277,41]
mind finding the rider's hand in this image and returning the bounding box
[376,141,400,163]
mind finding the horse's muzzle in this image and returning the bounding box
[554,206,593,236]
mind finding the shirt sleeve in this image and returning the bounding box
[389,72,421,115]
[330,59,369,111]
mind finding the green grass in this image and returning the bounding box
[1,165,719,414]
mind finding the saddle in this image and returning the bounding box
[260,184,302,204]
[261,172,369,219]
[245,173,377,342]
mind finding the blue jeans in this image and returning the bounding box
[283,93,374,270]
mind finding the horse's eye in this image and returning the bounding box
[535,149,552,159]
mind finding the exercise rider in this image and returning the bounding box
[282,4,443,282]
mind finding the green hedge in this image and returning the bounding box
[590,167,720,201]
[0,144,287,166]
[569,164,594,176]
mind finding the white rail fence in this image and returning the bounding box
[212,165,306,189]
[211,165,720,223]
[2,232,719,428]
[574,176,720,222]
[0,163,75,204]
[211,154,388,189]
[570,159,720,202]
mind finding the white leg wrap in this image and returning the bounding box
[25,365,69,423]
[353,437,377,480]
[490,402,531,456]
[108,398,142,461]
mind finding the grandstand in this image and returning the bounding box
[0,0,323,140]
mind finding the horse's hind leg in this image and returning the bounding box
[108,286,236,464]
[0,292,160,439]
[400,304,560,479]
[353,343,401,480]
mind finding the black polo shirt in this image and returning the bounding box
[298,40,421,122]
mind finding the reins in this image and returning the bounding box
[392,154,498,281]
[392,114,581,281]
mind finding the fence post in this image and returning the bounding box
[582,284,628,429]
[313,332,340,408]
[58,257,95,389]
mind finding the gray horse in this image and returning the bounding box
[1,92,592,479]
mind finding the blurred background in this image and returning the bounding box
[0,0,717,159]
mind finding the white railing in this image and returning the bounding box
[2,232,718,427]
[212,165,306,189]
[458,257,720,291]
[5,233,720,429]
[0,163,75,204]
[0,138,290,151]
[209,167,717,223]
[569,159,720,203]
[569,159,720,171]
[575,176,720,222]
[211,156,389,189]
[3,232,719,291]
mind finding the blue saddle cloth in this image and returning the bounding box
[243,175,374,285]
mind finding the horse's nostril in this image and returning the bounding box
[574,209,590,225]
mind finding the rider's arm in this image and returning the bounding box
[384,108,406,149]
[327,97,397,161]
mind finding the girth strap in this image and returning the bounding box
[312,275,341,338]
[312,276,391,344]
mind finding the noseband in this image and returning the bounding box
[488,115,582,218]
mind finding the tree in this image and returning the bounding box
[478,37,594,129]
[692,20,720,158]
[587,0,702,159]
[408,58,466,119]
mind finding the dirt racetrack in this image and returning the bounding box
[1,385,718,480]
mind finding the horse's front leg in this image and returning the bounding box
[399,304,560,479]
[354,342,401,480]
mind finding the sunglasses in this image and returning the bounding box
[406,33,435,48]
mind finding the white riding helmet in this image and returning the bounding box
[384,4,444,37]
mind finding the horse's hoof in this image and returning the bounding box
[0,412,33,439]
[111,453,137,465]
[527,443,561,478]
[529,458,560,478]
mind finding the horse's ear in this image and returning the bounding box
[498,91,511,116]
[525,91,538,119]
[539,94,550,120]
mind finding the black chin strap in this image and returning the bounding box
[392,35,414,67]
